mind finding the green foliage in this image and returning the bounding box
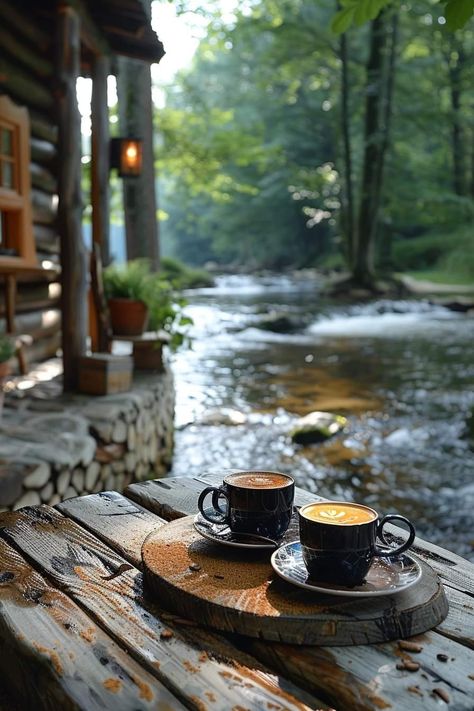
[392,226,474,279]
[103,260,193,350]
[444,0,474,29]
[103,259,152,302]
[160,257,214,289]
[392,233,450,271]
[0,336,15,363]
[331,0,474,33]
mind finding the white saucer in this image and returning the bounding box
[193,512,278,550]
[271,542,422,597]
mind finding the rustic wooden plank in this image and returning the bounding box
[0,506,325,711]
[249,632,474,711]
[32,188,57,226]
[128,476,474,710]
[0,26,53,78]
[0,536,177,710]
[0,0,50,49]
[31,137,57,165]
[125,476,213,520]
[30,111,58,145]
[0,54,53,110]
[31,162,57,193]
[437,585,474,649]
[57,491,165,568]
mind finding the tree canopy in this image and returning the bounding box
[157,0,474,283]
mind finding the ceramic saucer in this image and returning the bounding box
[271,542,422,597]
[193,511,278,549]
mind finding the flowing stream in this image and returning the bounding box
[169,273,474,559]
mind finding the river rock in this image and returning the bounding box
[255,312,305,333]
[290,411,347,445]
[199,408,247,426]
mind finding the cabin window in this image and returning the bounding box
[0,95,36,265]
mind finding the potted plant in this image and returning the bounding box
[103,259,152,336]
[0,335,14,379]
[132,277,193,370]
[103,260,193,358]
[0,335,14,419]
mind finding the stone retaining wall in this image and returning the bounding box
[0,368,175,511]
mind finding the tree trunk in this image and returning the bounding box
[339,28,355,267]
[353,9,396,288]
[117,56,159,270]
[91,54,111,267]
[447,40,466,196]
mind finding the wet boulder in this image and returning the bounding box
[255,312,306,333]
[290,411,347,445]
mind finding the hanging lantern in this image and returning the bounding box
[110,137,143,177]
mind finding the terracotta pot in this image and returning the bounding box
[0,361,10,379]
[108,298,149,336]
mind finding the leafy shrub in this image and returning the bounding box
[103,259,193,350]
[0,336,15,363]
[160,257,214,289]
[392,233,450,271]
[103,259,151,302]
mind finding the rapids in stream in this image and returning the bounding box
[168,273,474,559]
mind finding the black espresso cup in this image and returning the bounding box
[298,501,416,587]
[197,471,295,539]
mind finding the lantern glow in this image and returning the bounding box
[110,137,143,177]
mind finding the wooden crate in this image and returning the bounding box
[132,340,164,370]
[78,354,133,395]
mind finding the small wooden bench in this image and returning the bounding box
[0,473,473,710]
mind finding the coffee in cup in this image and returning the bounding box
[298,501,416,587]
[197,471,295,538]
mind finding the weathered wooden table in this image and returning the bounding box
[0,473,473,710]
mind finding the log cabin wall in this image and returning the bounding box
[0,0,61,365]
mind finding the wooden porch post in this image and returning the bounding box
[56,3,88,391]
[91,54,111,267]
[117,56,159,270]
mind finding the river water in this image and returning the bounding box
[168,273,474,560]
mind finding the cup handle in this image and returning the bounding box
[197,486,230,524]
[374,514,416,558]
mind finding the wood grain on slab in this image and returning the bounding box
[57,490,165,568]
[142,516,448,646]
[0,536,175,710]
[0,506,324,711]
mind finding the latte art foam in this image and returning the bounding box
[226,472,292,489]
[302,502,377,525]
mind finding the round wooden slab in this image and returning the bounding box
[142,516,448,646]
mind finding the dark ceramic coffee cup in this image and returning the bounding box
[298,501,416,587]
[197,471,295,539]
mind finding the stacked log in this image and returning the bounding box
[0,369,175,511]
[0,0,61,362]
